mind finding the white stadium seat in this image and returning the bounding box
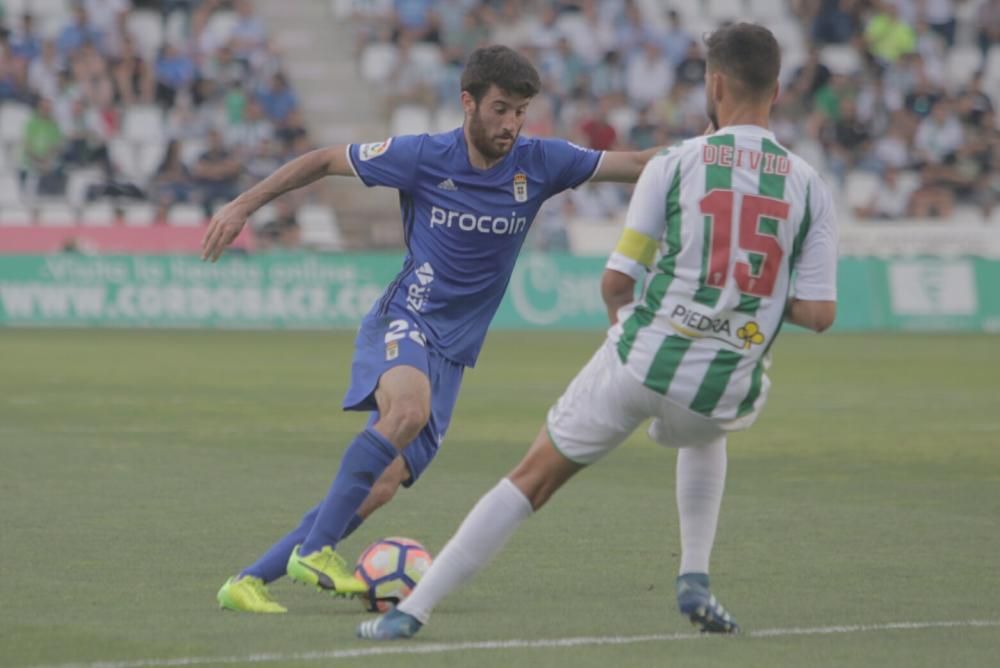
[360,43,398,83]
[0,205,33,226]
[844,170,880,211]
[127,10,165,59]
[297,204,343,250]
[747,0,790,20]
[0,104,32,145]
[109,139,138,178]
[181,140,207,167]
[37,203,78,227]
[945,47,984,90]
[390,105,432,136]
[0,173,22,207]
[65,168,106,207]
[433,106,466,133]
[608,106,638,139]
[80,202,116,227]
[705,0,747,22]
[166,204,205,227]
[122,106,165,144]
[821,45,862,75]
[122,203,157,227]
[137,141,167,182]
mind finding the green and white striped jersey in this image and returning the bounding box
[606,125,838,427]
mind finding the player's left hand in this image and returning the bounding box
[201,201,249,262]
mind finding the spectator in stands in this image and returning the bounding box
[590,49,626,100]
[192,127,241,215]
[0,34,28,103]
[275,107,307,147]
[902,64,942,117]
[977,0,1000,56]
[10,12,42,63]
[914,98,963,165]
[57,2,104,57]
[27,40,60,101]
[154,43,197,108]
[812,0,857,44]
[151,138,194,219]
[627,104,659,150]
[165,89,213,140]
[255,71,297,125]
[243,136,282,187]
[957,71,996,127]
[614,0,647,60]
[228,0,267,63]
[60,97,114,178]
[383,35,440,114]
[870,111,912,169]
[393,0,436,43]
[824,98,871,183]
[201,42,246,91]
[112,33,154,106]
[790,46,833,102]
[923,0,958,47]
[853,166,919,220]
[864,0,917,64]
[254,197,300,250]
[674,41,706,88]
[226,98,273,158]
[20,98,66,196]
[443,7,488,64]
[577,95,617,151]
[83,0,129,45]
[70,41,115,108]
[625,38,672,109]
[658,8,692,66]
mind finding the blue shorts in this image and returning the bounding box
[342,310,465,487]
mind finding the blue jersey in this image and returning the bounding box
[347,128,603,366]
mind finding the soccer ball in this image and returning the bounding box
[355,537,432,613]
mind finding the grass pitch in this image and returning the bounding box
[1,329,998,668]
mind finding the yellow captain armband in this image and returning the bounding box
[614,228,657,268]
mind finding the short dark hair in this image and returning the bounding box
[460,45,541,104]
[705,23,781,100]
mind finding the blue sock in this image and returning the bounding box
[241,504,320,584]
[341,513,364,540]
[299,427,397,554]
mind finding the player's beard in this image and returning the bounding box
[468,107,517,162]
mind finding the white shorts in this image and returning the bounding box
[546,340,734,465]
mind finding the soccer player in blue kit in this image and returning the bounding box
[205,45,661,612]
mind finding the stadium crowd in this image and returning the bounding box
[1,0,998,251]
[0,0,314,247]
[348,0,999,247]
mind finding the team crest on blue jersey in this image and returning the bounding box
[359,139,392,161]
[513,172,528,203]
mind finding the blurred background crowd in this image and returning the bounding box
[0,0,998,251]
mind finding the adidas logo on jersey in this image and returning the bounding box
[415,262,434,285]
[437,178,458,191]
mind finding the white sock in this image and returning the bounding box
[398,478,533,623]
[676,438,727,575]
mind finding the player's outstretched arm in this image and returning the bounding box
[590,145,661,183]
[201,145,354,262]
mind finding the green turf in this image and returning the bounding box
[1,329,998,668]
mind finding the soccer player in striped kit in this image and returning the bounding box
[359,23,838,640]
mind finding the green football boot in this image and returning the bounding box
[217,575,287,613]
[286,545,368,597]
